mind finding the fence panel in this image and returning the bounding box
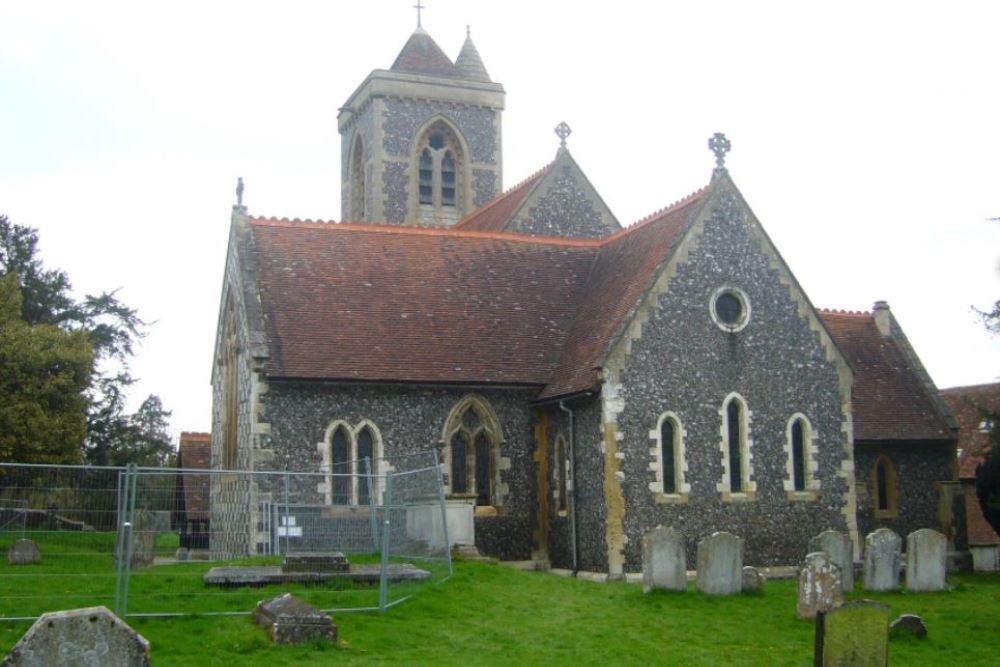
[0,463,124,621]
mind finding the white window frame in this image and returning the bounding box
[783,413,821,500]
[648,411,690,503]
[716,392,756,501]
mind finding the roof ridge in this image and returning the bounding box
[602,186,708,242]
[817,308,873,317]
[454,163,550,228]
[940,381,1000,393]
[250,216,602,247]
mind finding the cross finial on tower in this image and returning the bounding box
[708,132,731,176]
[466,24,471,38]
[413,0,425,28]
[236,177,244,207]
[555,121,572,149]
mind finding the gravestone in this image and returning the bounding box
[818,600,890,667]
[797,552,844,620]
[7,539,40,565]
[129,510,156,568]
[741,566,765,594]
[809,529,854,593]
[889,614,927,639]
[905,529,946,592]
[253,593,337,645]
[863,528,901,592]
[696,531,742,595]
[282,552,349,573]
[2,606,150,666]
[642,526,686,593]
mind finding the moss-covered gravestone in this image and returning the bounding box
[817,600,890,667]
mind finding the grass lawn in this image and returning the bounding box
[2,534,999,665]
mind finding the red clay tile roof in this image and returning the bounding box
[249,219,599,385]
[819,310,955,442]
[941,383,1000,478]
[390,28,461,79]
[177,432,211,521]
[454,167,548,233]
[539,189,708,400]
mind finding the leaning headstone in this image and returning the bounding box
[2,606,150,666]
[642,526,686,593]
[741,566,765,594]
[253,593,338,645]
[809,530,854,593]
[889,614,927,640]
[818,600,890,667]
[7,539,40,565]
[797,552,844,620]
[905,529,947,592]
[696,531,743,595]
[863,528,901,592]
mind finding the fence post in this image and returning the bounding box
[365,457,378,553]
[378,472,393,612]
[120,464,138,618]
[282,471,291,556]
[113,469,126,616]
[436,462,453,577]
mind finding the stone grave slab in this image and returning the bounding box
[282,552,349,573]
[696,531,742,595]
[7,539,40,565]
[203,563,430,587]
[2,606,150,666]
[889,613,927,639]
[818,600,890,667]
[905,529,947,592]
[253,593,337,645]
[741,566,765,594]
[797,552,843,620]
[642,526,686,593]
[863,528,901,592]
[809,530,854,593]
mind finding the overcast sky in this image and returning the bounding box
[2,1,998,440]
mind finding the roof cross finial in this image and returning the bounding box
[236,177,244,207]
[413,0,425,28]
[466,24,471,38]
[555,121,572,149]
[708,132,731,176]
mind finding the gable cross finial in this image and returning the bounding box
[555,121,572,149]
[708,132,731,175]
[466,24,471,38]
[413,0,425,28]
[235,177,244,207]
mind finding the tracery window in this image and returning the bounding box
[323,421,382,506]
[414,120,465,223]
[443,395,503,506]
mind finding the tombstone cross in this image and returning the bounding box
[555,122,572,148]
[708,132,731,171]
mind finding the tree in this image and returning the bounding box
[0,274,93,463]
[0,214,167,464]
[975,444,1000,535]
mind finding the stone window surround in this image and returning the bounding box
[648,411,691,504]
[716,392,757,502]
[553,432,570,516]
[783,413,821,501]
[871,455,899,518]
[440,394,511,509]
[709,285,752,333]
[315,419,385,506]
[411,116,470,225]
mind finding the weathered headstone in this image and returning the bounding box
[797,552,844,620]
[889,614,927,640]
[818,600,890,667]
[809,530,854,593]
[253,593,337,645]
[741,565,765,594]
[642,526,686,593]
[863,528,901,592]
[129,510,156,568]
[7,539,40,565]
[905,529,947,592]
[2,606,150,666]
[696,531,742,595]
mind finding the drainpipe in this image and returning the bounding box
[559,400,579,574]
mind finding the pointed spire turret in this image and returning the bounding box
[391,27,461,78]
[455,26,492,82]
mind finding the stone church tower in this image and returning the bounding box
[337,26,505,226]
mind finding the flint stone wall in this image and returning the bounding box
[614,193,850,568]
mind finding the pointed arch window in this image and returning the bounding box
[443,395,504,506]
[322,421,383,506]
[649,412,689,502]
[718,394,755,500]
[413,121,466,224]
[727,400,744,492]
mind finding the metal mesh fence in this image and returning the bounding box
[0,457,450,621]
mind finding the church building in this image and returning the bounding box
[211,22,957,573]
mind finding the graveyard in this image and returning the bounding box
[2,537,998,665]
